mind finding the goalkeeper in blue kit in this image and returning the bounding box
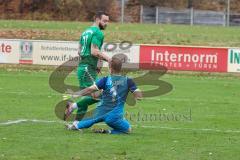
[66,56,142,134]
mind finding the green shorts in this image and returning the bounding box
[77,64,97,89]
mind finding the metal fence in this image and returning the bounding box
[230,13,240,26]
[140,6,240,26]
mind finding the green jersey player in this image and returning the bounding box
[64,11,111,121]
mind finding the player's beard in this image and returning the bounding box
[99,23,106,30]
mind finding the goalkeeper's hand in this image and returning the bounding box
[62,93,73,100]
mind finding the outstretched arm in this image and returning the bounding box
[128,78,143,101]
[91,44,111,62]
[68,85,99,98]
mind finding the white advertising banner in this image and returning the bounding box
[3,38,240,74]
[32,40,140,68]
[0,39,19,64]
[228,48,240,73]
[102,43,140,69]
[32,40,79,66]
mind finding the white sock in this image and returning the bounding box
[73,121,79,129]
[72,103,78,110]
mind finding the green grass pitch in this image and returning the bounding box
[0,68,240,160]
[1,20,240,159]
[1,20,240,46]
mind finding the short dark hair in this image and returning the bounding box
[110,56,122,73]
[94,11,108,20]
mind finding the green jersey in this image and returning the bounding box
[79,26,104,69]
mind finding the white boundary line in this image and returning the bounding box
[0,119,65,125]
[1,119,240,134]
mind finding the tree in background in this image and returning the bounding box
[0,0,120,21]
[81,0,120,21]
[54,0,84,21]
[125,0,141,22]
[192,0,226,11]
[1,0,240,21]
[137,0,188,9]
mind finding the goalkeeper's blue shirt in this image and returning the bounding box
[95,75,138,115]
